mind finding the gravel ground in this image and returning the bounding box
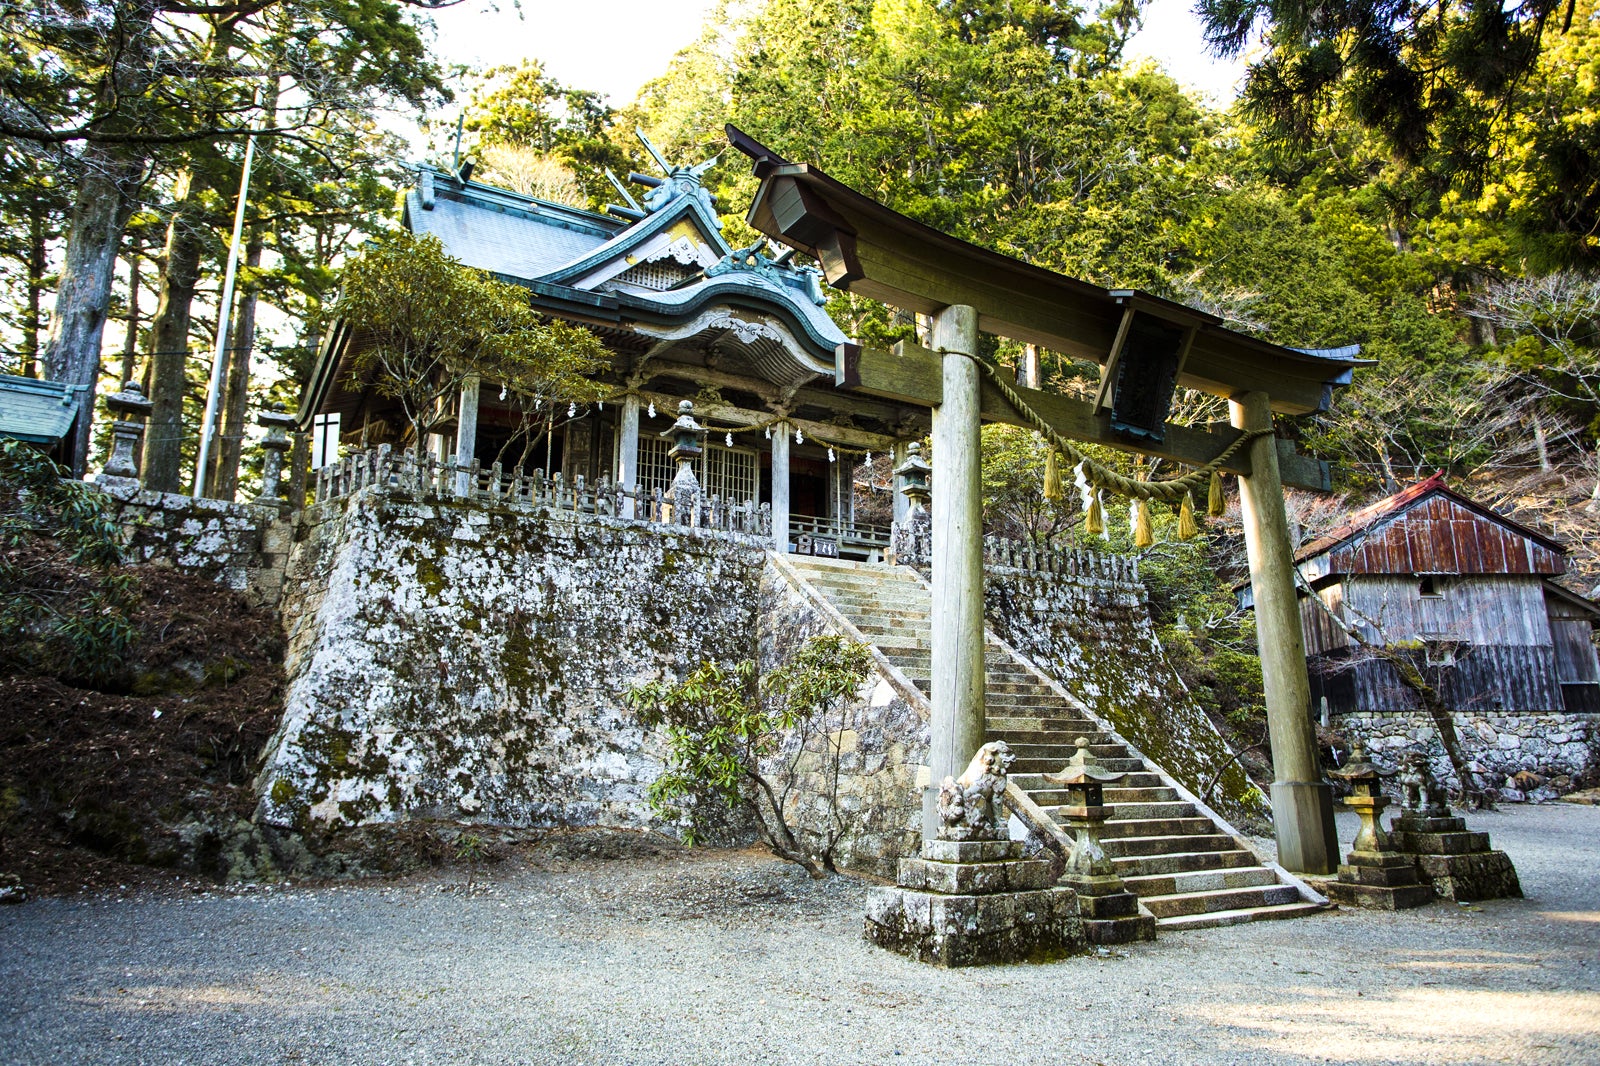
[2,803,1597,1066]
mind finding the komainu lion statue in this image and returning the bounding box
[936,741,1015,842]
[1398,749,1449,817]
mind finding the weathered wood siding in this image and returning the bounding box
[1322,495,1565,577]
[1343,575,1554,647]
[1551,618,1600,684]
[1306,575,1566,713]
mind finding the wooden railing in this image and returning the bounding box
[311,445,772,539]
[788,514,893,552]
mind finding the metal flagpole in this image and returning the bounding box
[193,131,258,497]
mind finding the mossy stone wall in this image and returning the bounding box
[984,566,1266,823]
[256,487,766,831]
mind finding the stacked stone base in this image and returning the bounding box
[1063,873,1156,945]
[864,839,1085,967]
[1325,850,1435,910]
[1392,814,1522,902]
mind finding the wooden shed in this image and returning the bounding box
[1288,474,1600,718]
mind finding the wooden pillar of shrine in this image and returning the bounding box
[925,303,986,839]
[1232,391,1339,875]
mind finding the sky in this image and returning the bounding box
[428,0,1249,113]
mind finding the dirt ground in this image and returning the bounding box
[1,802,1596,1066]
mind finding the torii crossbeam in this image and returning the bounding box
[730,125,1360,876]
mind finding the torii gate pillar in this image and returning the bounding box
[1232,391,1339,875]
[924,303,987,839]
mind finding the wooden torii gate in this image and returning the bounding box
[730,126,1363,877]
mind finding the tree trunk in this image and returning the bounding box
[141,177,206,493]
[42,145,147,475]
[20,199,46,378]
[208,236,263,500]
[119,241,142,388]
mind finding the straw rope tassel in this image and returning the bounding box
[1133,498,1154,548]
[1043,448,1064,501]
[1085,491,1105,536]
[1177,491,1199,540]
[1208,470,1225,517]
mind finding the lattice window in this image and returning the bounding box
[607,260,699,292]
[633,435,758,504]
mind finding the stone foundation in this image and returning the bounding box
[1334,710,1600,794]
[864,840,1084,966]
[1392,812,1522,902]
[97,476,291,607]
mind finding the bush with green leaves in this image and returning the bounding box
[0,440,137,686]
[626,635,874,876]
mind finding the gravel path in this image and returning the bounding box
[3,803,1597,1066]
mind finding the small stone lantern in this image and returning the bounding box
[660,399,706,526]
[1328,742,1392,855]
[1324,742,1434,910]
[255,403,297,507]
[891,442,932,563]
[100,382,153,481]
[1042,738,1154,942]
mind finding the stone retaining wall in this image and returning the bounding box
[95,475,291,608]
[1334,710,1600,794]
[256,486,767,832]
[757,564,928,878]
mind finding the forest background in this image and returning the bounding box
[6,0,1599,748]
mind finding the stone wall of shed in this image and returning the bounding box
[255,486,768,833]
[95,475,292,608]
[1333,710,1600,794]
[982,565,1267,824]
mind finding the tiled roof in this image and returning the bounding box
[406,189,618,282]
[0,374,82,444]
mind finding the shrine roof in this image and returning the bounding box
[0,373,83,445]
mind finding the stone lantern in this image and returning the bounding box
[891,441,932,563]
[660,399,706,526]
[100,382,153,482]
[255,403,297,507]
[1043,737,1154,943]
[1324,743,1434,910]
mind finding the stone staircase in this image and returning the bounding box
[783,555,1325,930]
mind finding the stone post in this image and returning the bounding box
[927,303,985,840]
[1231,390,1338,875]
[771,420,791,553]
[255,403,296,507]
[100,382,153,482]
[618,393,641,518]
[454,373,480,497]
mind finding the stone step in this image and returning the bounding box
[1121,866,1281,898]
[988,718,1107,735]
[1112,850,1259,877]
[1010,756,1144,775]
[985,729,1111,747]
[1103,833,1237,858]
[1105,800,1197,821]
[982,695,1084,712]
[1140,884,1303,919]
[1085,816,1218,840]
[1004,742,1129,761]
[1011,771,1166,791]
[1154,901,1327,931]
[1103,786,1182,804]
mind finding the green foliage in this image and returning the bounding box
[0,441,138,685]
[626,635,874,873]
[338,231,612,458]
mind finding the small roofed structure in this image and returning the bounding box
[1286,473,1600,722]
[0,373,88,466]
